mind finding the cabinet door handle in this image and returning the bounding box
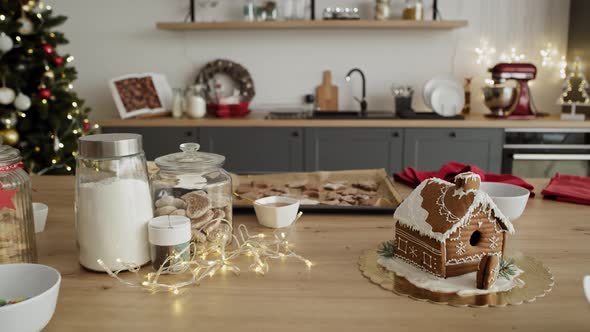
[185,131,193,137]
[291,131,300,137]
[449,131,457,138]
[392,131,400,138]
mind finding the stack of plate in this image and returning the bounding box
[423,77,465,117]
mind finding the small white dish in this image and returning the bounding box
[33,202,49,233]
[254,196,300,229]
[0,264,61,332]
[584,276,590,304]
[479,182,530,221]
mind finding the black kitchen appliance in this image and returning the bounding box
[502,128,590,178]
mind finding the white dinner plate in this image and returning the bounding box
[422,77,463,109]
[430,84,464,117]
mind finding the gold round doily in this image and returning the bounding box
[359,248,554,308]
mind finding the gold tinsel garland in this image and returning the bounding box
[98,212,312,294]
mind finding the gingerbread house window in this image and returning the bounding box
[469,230,482,246]
[398,238,408,253]
[422,253,432,268]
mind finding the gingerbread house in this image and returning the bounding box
[392,172,514,278]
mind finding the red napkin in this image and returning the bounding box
[394,161,535,193]
[541,173,590,205]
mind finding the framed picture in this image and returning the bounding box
[109,73,172,119]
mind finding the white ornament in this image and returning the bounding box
[0,87,16,105]
[17,16,34,35]
[0,33,13,53]
[14,92,31,111]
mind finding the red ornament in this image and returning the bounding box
[41,43,54,55]
[53,56,64,66]
[38,88,51,99]
[82,121,91,132]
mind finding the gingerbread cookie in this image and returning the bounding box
[182,191,212,219]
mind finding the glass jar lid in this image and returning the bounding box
[0,145,21,167]
[155,143,225,171]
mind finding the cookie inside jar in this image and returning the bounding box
[152,143,233,247]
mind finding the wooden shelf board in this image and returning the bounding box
[156,20,468,31]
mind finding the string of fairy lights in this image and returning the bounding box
[474,41,569,79]
[98,213,313,295]
[557,57,590,105]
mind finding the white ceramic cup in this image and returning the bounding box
[253,196,300,229]
[479,182,530,221]
[0,264,61,332]
[33,202,49,233]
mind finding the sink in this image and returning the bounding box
[266,110,398,120]
[265,110,465,120]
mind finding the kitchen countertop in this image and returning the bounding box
[99,113,590,129]
[33,176,590,331]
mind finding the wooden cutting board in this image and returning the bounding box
[316,70,338,111]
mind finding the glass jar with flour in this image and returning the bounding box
[151,143,232,247]
[75,134,153,271]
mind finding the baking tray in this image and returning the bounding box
[232,169,402,213]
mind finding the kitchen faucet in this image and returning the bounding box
[345,68,367,113]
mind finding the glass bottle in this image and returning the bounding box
[0,145,36,264]
[403,0,424,20]
[151,143,232,247]
[171,88,185,118]
[75,134,153,271]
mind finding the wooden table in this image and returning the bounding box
[32,177,590,331]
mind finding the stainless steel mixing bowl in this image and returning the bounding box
[482,86,516,117]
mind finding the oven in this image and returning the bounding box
[502,128,590,178]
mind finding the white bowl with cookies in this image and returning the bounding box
[254,196,300,228]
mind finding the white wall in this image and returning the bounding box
[52,0,570,120]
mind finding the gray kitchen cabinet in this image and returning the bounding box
[101,127,198,160]
[403,128,503,172]
[304,128,404,174]
[200,127,303,174]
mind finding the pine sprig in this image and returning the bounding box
[378,240,397,258]
[498,258,517,280]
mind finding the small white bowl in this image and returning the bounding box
[254,196,300,229]
[0,264,61,332]
[33,202,49,233]
[479,182,530,221]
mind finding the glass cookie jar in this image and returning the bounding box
[0,145,36,264]
[152,143,232,246]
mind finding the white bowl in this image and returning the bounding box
[254,196,300,228]
[33,202,49,233]
[0,264,61,332]
[584,276,590,304]
[479,182,530,221]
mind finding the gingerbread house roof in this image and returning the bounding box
[394,174,514,242]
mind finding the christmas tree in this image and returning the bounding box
[558,57,590,112]
[0,0,94,174]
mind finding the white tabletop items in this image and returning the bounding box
[75,134,153,271]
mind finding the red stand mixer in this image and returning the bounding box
[483,63,542,119]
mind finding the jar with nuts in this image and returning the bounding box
[152,143,233,249]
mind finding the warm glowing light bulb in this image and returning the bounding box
[0,15,5,21]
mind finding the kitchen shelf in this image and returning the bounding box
[156,20,468,31]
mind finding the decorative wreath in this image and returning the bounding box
[195,59,256,103]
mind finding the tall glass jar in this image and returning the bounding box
[0,145,36,264]
[75,134,153,271]
[151,143,232,246]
